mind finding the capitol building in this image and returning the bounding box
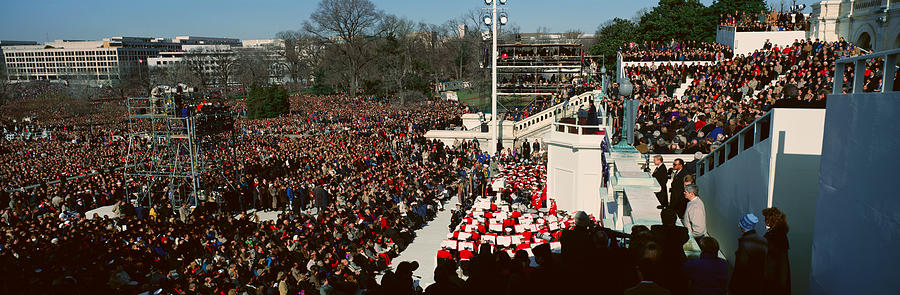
[809,0,900,50]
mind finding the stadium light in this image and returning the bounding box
[483,0,508,155]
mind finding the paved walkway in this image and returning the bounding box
[386,199,457,288]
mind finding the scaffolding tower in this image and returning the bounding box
[124,95,203,208]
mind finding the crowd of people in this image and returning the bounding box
[504,100,552,122]
[620,40,734,62]
[719,10,809,32]
[0,88,505,294]
[609,38,879,154]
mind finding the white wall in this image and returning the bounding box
[697,108,825,295]
[546,130,607,218]
[717,29,808,55]
[697,135,772,261]
[766,109,826,295]
[811,92,900,295]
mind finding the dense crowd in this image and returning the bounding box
[0,90,496,294]
[609,38,879,154]
[720,10,809,32]
[620,40,734,62]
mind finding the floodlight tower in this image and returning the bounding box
[483,0,508,154]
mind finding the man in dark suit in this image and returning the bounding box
[652,155,669,209]
[669,158,687,218]
[730,214,768,295]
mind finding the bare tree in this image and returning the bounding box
[501,23,521,43]
[376,15,416,98]
[303,0,384,96]
[276,30,323,88]
[563,29,583,43]
[536,26,552,40]
[183,49,211,90]
[235,48,273,88]
[210,51,238,88]
[112,63,150,98]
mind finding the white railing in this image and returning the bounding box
[512,91,596,136]
[552,122,606,135]
[832,48,900,95]
[697,110,773,177]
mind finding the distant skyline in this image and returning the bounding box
[1,0,816,42]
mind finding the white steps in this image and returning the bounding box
[673,78,694,100]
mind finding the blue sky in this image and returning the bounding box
[0,0,812,42]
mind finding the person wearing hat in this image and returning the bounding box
[729,213,768,295]
[681,184,707,241]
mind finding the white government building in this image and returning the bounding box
[808,0,900,50]
[1,36,241,87]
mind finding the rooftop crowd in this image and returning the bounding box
[719,10,809,32]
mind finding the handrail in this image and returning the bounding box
[834,48,900,64]
[697,110,773,177]
[552,122,606,135]
[832,48,899,94]
[513,90,595,133]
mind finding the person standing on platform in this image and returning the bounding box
[669,159,687,218]
[652,155,669,209]
[730,213,768,295]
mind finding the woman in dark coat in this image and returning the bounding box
[763,207,791,295]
